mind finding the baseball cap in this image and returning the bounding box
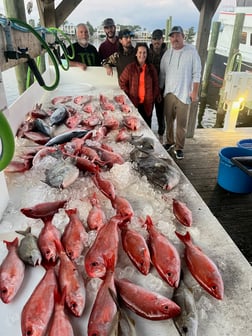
[118,29,134,39]
[169,26,184,36]
[152,29,163,39]
[103,18,115,27]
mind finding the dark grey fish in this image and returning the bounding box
[34,118,52,137]
[43,157,79,188]
[130,136,155,153]
[109,288,137,336]
[172,279,198,336]
[49,106,68,126]
[16,227,42,266]
[45,129,89,146]
[130,148,180,191]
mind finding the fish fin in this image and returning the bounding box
[3,237,19,249]
[15,226,32,236]
[175,231,191,245]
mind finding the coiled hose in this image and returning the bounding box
[9,17,60,91]
[0,110,15,171]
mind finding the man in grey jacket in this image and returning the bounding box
[160,26,201,159]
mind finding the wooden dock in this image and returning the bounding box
[171,127,252,266]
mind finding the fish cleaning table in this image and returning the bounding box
[0,67,252,336]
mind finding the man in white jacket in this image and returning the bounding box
[160,26,201,159]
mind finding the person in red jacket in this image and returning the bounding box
[119,42,160,128]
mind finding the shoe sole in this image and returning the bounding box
[174,150,184,160]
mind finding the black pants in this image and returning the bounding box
[138,104,152,128]
[155,98,165,136]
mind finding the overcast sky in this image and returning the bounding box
[0,0,235,32]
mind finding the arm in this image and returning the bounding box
[190,82,200,102]
[119,65,130,96]
[69,60,87,70]
[101,52,118,76]
[190,49,202,102]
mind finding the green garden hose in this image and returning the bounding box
[48,27,75,61]
[9,17,60,91]
[0,110,15,172]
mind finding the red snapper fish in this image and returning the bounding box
[56,240,86,317]
[47,287,74,336]
[173,199,193,227]
[61,208,88,261]
[73,95,92,105]
[145,215,181,288]
[119,222,151,275]
[114,94,126,105]
[38,216,61,262]
[85,215,125,278]
[115,127,132,142]
[4,159,32,173]
[120,103,131,113]
[87,192,107,230]
[91,171,116,201]
[175,231,224,300]
[115,278,181,320]
[20,200,67,219]
[122,116,141,130]
[21,264,57,336]
[51,96,72,105]
[87,258,117,336]
[0,238,25,304]
[111,195,134,220]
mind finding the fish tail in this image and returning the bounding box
[175,231,191,245]
[3,237,19,249]
[144,215,153,229]
[15,227,32,236]
[65,208,77,217]
[54,238,64,255]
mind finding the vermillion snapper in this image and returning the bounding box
[175,231,224,300]
[0,238,25,303]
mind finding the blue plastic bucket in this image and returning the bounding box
[237,138,252,150]
[217,147,252,193]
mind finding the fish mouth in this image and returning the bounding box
[0,288,10,304]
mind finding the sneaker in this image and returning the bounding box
[163,143,175,151]
[174,149,184,160]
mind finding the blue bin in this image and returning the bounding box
[237,138,252,150]
[217,147,252,193]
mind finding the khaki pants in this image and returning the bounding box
[164,93,189,150]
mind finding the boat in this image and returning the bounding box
[208,0,252,124]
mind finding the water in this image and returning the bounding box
[2,68,20,106]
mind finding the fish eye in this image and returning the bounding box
[91,261,99,267]
[163,304,169,311]
[70,302,77,309]
[167,272,172,277]
[212,285,217,290]
[26,328,33,335]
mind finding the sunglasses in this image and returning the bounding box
[104,25,114,29]
[152,37,162,40]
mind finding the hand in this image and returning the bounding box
[190,92,198,103]
[156,94,162,103]
[105,66,113,76]
[77,62,87,71]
